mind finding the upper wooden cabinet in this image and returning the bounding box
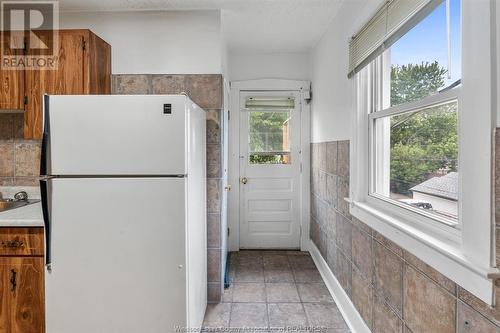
[0,30,111,139]
[0,32,24,110]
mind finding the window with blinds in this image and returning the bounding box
[356,0,462,225]
[348,0,444,77]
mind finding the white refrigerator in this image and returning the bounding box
[40,95,207,333]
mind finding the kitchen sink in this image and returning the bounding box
[0,199,40,212]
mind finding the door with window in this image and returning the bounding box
[239,92,301,249]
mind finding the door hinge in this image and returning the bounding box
[23,96,28,105]
[228,110,230,120]
[82,39,87,51]
[227,228,230,237]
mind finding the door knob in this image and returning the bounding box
[240,177,248,184]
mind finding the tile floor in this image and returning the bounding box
[202,250,350,333]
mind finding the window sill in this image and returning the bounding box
[350,199,499,305]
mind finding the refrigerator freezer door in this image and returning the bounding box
[45,178,188,333]
[45,95,188,176]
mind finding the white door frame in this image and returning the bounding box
[228,79,311,252]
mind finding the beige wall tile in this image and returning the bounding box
[207,179,221,213]
[207,248,221,282]
[207,144,221,178]
[457,301,500,333]
[13,177,39,186]
[373,294,403,333]
[185,75,222,109]
[352,225,373,282]
[373,230,403,257]
[0,178,14,186]
[15,142,41,177]
[337,251,352,297]
[336,214,352,259]
[374,240,403,314]
[337,140,349,178]
[337,177,350,218]
[0,143,14,176]
[112,74,151,94]
[404,265,456,333]
[326,207,337,240]
[207,213,221,248]
[352,268,373,329]
[458,286,500,327]
[311,143,319,171]
[318,142,326,172]
[151,74,186,94]
[403,250,456,295]
[318,171,327,202]
[326,141,338,175]
[351,216,373,235]
[326,241,338,274]
[207,282,222,303]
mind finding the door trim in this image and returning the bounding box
[228,79,311,251]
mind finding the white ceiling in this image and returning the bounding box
[57,0,344,53]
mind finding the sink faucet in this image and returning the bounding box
[14,191,28,201]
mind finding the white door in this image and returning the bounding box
[239,91,301,249]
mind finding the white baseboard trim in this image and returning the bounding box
[308,240,371,333]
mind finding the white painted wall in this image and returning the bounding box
[60,10,223,74]
[310,0,384,142]
[229,52,311,82]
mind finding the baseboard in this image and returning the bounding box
[308,241,371,333]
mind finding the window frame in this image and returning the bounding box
[350,0,498,305]
[367,52,462,231]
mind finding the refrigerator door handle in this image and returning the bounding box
[40,94,50,177]
[40,178,52,271]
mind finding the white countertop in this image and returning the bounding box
[0,202,44,227]
[0,186,44,227]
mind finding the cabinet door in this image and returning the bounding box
[8,257,45,333]
[24,31,85,139]
[0,258,10,333]
[0,32,24,110]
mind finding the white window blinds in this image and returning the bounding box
[348,0,443,78]
[245,97,295,110]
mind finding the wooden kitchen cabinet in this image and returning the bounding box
[0,228,45,333]
[0,32,24,110]
[24,29,111,139]
[0,29,111,139]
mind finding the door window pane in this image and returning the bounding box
[373,100,458,221]
[249,111,291,165]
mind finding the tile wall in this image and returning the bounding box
[310,140,500,333]
[112,74,225,303]
[0,114,41,187]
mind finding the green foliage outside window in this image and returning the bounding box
[249,111,291,164]
[389,62,458,195]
